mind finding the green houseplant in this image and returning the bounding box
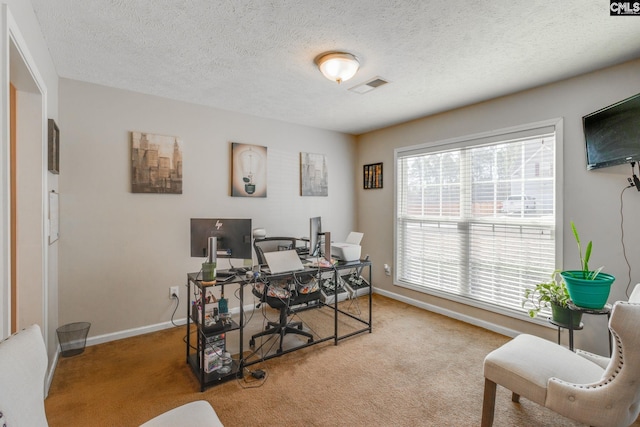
[560,221,615,309]
[522,271,582,327]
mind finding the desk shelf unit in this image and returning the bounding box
[186,273,245,392]
[185,259,372,390]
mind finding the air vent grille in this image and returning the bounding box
[367,78,387,88]
[349,77,389,94]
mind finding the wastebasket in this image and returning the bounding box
[56,322,91,357]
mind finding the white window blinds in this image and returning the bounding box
[395,120,560,315]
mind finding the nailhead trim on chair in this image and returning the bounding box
[553,326,624,391]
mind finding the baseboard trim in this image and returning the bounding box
[373,287,520,338]
[85,320,184,347]
[45,349,59,397]
[84,303,257,347]
[83,288,518,347]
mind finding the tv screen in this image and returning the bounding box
[190,218,252,260]
[583,92,640,170]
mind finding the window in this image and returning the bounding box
[395,120,561,316]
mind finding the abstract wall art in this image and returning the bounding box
[131,131,183,194]
[301,152,328,196]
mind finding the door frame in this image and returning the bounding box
[1,5,49,345]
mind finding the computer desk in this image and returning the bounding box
[185,259,372,391]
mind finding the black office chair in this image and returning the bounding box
[250,237,321,353]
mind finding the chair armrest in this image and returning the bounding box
[140,401,222,427]
[546,377,636,427]
[629,284,640,303]
[575,349,610,369]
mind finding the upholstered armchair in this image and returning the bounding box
[482,301,640,427]
[0,324,223,426]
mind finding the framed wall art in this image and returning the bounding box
[48,119,59,174]
[131,131,183,194]
[301,152,328,196]
[231,142,267,197]
[363,162,383,189]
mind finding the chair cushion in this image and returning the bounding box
[140,400,223,427]
[0,324,49,427]
[484,334,604,406]
[254,281,291,300]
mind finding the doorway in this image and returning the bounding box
[5,21,48,343]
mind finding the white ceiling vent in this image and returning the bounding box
[349,77,389,94]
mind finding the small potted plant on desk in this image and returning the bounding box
[522,271,582,328]
[560,221,615,310]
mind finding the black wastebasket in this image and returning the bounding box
[56,322,91,357]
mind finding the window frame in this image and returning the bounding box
[393,118,564,321]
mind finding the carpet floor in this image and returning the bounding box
[44,294,640,426]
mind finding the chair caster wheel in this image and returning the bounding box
[297,324,303,330]
[307,338,313,344]
[249,339,255,348]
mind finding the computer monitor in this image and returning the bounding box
[190,218,253,262]
[309,216,322,257]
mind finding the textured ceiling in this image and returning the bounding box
[30,0,640,135]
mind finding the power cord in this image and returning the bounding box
[237,365,269,389]
[619,183,634,298]
[234,279,282,380]
[170,293,181,327]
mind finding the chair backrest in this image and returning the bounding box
[596,302,640,426]
[253,237,297,265]
[0,324,49,426]
[547,302,640,427]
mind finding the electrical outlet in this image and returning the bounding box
[170,286,179,299]
[384,264,392,276]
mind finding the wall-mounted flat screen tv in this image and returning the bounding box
[583,92,640,170]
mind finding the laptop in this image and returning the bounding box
[263,250,305,275]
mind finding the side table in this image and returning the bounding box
[560,302,612,354]
[548,316,583,350]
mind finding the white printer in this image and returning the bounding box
[330,232,364,261]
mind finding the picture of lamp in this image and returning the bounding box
[240,147,259,194]
[231,143,267,197]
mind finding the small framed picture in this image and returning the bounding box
[363,162,382,189]
[48,119,59,174]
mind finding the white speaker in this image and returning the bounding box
[207,237,217,263]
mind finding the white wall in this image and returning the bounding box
[58,79,356,338]
[356,58,640,356]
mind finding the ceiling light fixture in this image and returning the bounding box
[314,52,360,84]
